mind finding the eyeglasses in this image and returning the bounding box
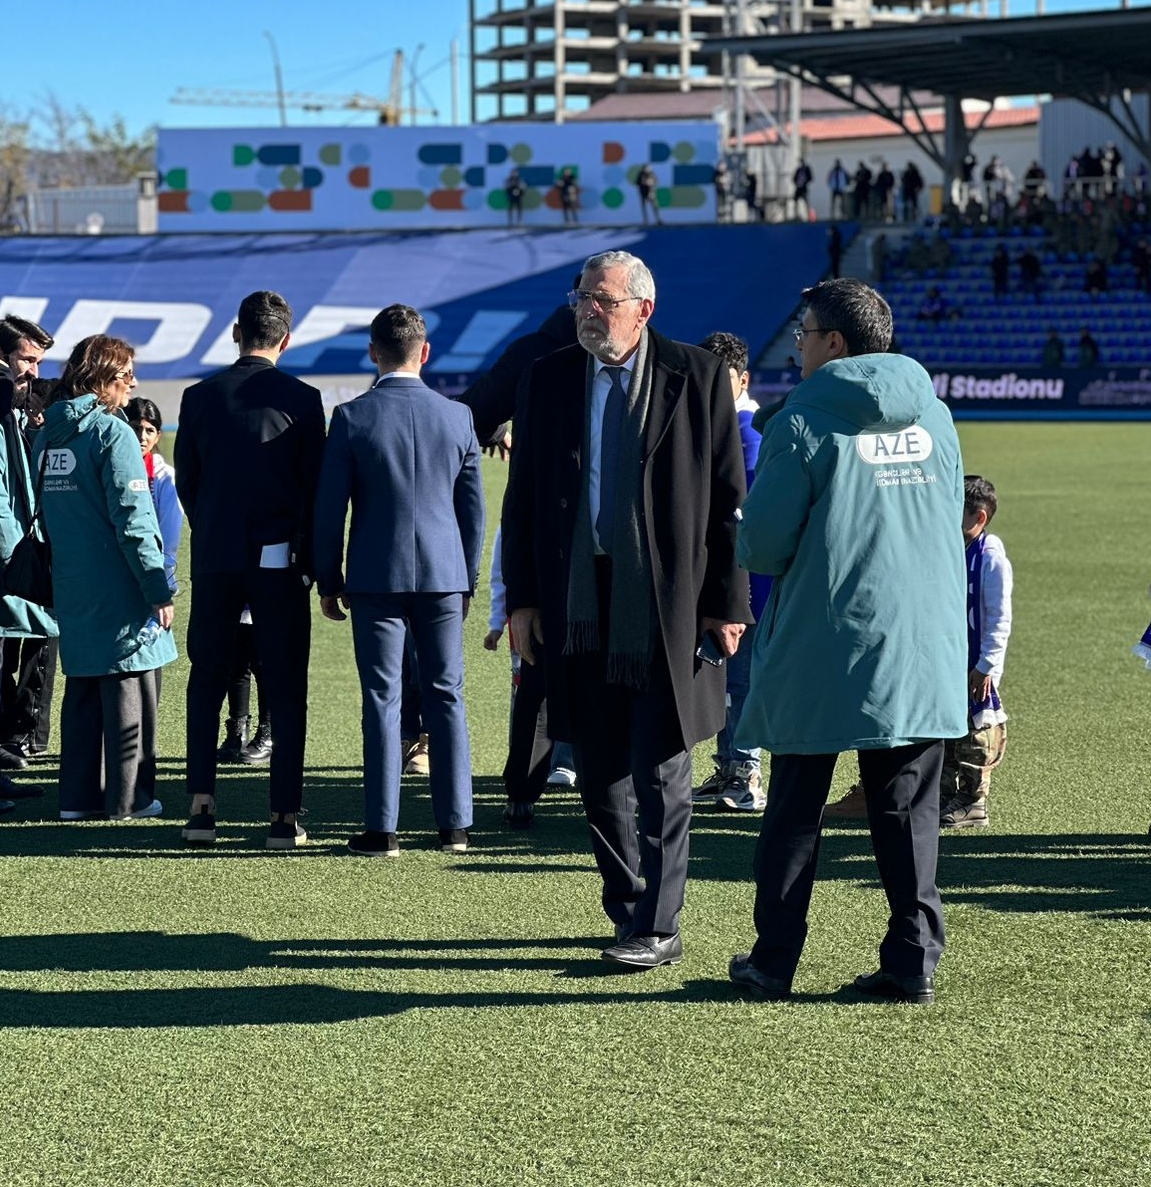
[792,326,828,345]
[115,369,135,382]
[567,290,642,313]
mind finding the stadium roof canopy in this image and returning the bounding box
[706,8,1151,176]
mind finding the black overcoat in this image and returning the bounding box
[501,327,751,747]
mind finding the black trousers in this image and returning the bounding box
[186,569,311,813]
[0,636,58,751]
[750,742,946,983]
[58,669,160,817]
[502,647,552,804]
[225,621,266,724]
[565,558,691,937]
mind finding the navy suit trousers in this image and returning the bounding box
[750,741,946,983]
[349,592,472,834]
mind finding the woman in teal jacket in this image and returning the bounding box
[36,335,176,820]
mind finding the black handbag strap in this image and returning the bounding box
[26,445,47,532]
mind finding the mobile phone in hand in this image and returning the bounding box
[695,630,725,667]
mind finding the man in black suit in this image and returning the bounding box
[501,249,751,969]
[175,291,326,850]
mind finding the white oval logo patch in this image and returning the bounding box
[855,427,934,465]
[45,449,76,475]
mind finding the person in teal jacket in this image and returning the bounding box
[728,279,967,1007]
[35,335,176,821]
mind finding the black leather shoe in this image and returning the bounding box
[502,800,534,828]
[347,830,400,857]
[601,932,682,969]
[728,953,791,1000]
[0,746,28,771]
[851,968,935,1005]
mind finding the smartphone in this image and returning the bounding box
[695,630,725,668]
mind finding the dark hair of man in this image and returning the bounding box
[800,278,893,357]
[698,331,749,375]
[964,474,998,524]
[0,315,54,355]
[370,304,427,369]
[236,290,292,351]
[126,396,163,430]
[56,335,134,408]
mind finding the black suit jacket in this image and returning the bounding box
[501,328,751,747]
[175,356,326,577]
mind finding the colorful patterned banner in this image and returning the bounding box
[157,124,719,231]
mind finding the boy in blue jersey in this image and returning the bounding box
[692,332,772,812]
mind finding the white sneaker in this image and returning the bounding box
[716,765,766,813]
[546,766,577,788]
[111,799,163,821]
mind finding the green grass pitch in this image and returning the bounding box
[1,421,1149,1186]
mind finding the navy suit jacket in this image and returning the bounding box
[313,375,484,599]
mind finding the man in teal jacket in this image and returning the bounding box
[729,279,966,1005]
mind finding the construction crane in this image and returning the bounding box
[171,50,434,126]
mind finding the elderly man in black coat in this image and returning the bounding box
[501,249,750,969]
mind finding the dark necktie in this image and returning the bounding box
[595,365,627,552]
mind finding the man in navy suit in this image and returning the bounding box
[313,305,484,857]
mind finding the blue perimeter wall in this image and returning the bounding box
[0,224,836,386]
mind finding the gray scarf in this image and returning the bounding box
[564,328,657,689]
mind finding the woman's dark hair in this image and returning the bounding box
[56,335,134,408]
[125,396,162,430]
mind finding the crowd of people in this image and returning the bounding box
[0,251,1014,1002]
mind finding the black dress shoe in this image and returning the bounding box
[851,968,935,1005]
[728,953,792,1000]
[502,800,534,828]
[0,746,28,771]
[601,932,682,969]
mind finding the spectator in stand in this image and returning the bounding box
[916,285,958,324]
[504,169,525,227]
[1019,247,1043,300]
[1022,161,1048,199]
[636,163,661,226]
[1101,143,1124,196]
[954,150,977,206]
[827,159,850,220]
[555,168,580,225]
[991,244,1010,300]
[899,162,924,223]
[1083,256,1108,296]
[1041,328,1066,368]
[1077,328,1101,368]
[1133,238,1151,296]
[714,161,734,223]
[792,158,813,222]
[744,169,759,221]
[852,162,873,220]
[927,231,953,271]
[874,161,895,222]
[870,233,888,282]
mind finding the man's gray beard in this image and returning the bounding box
[577,322,622,362]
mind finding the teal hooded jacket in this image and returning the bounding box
[0,410,58,639]
[736,352,967,755]
[35,396,177,677]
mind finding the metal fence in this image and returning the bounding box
[24,184,141,235]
